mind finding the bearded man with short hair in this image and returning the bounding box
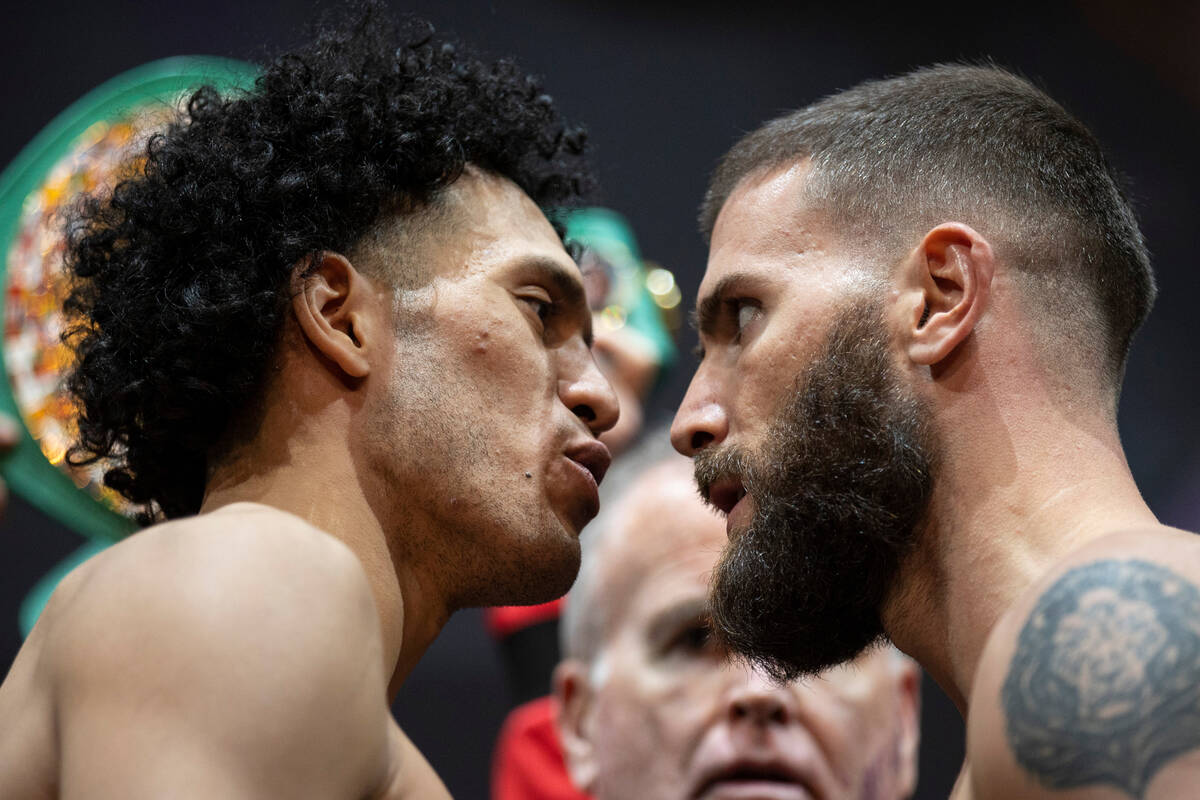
[672,64,1200,799]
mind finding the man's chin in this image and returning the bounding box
[710,545,887,680]
[712,615,887,682]
[457,515,580,608]
[501,532,581,607]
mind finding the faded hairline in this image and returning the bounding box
[345,184,458,292]
[699,63,1154,398]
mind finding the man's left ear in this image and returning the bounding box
[895,223,993,367]
[290,252,382,381]
[553,659,600,793]
[893,658,923,798]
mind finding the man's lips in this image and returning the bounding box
[565,439,612,488]
[693,760,818,800]
[705,476,748,516]
[557,439,612,529]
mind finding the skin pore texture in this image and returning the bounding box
[205,168,617,692]
[555,457,921,800]
[671,163,1200,799]
[0,169,618,799]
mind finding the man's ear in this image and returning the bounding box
[553,658,600,794]
[892,658,923,798]
[290,252,378,380]
[895,223,993,367]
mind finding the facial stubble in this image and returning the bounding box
[377,321,580,610]
[698,304,938,682]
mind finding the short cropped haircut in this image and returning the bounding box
[701,64,1154,389]
[64,6,591,521]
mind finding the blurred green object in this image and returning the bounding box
[18,540,110,637]
[0,56,258,635]
[563,207,677,369]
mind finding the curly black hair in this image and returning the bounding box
[64,5,592,522]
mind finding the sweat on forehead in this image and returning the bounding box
[710,162,828,245]
[705,162,896,292]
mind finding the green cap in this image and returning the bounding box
[563,207,678,368]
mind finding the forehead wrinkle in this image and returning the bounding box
[595,548,715,661]
[585,487,675,652]
[588,543,648,656]
[578,458,713,658]
[593,492,720,646]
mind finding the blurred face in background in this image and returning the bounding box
[555,459,922,800]
[579,247,664,456]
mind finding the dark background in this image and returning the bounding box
[2,1,1198,797]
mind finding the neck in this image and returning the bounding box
[200,424,450,702]
[883,380,1156,713]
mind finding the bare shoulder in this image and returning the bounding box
[40,504,395,798]
[45,503,378,663]
[968,525,1200,799]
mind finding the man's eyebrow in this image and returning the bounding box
[645,596,711,643]
[522,256,593,346]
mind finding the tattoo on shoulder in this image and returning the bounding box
[1001,559,1200,798]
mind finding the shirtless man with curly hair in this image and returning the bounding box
[0,8,616,797]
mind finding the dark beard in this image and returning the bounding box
[697,305,937,682]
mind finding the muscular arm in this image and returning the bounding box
[48,522,394,799]
[971,556,1200,799]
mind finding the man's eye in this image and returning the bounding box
[521,294,554,324]
[735,301,760,334]
[667,623,715,656]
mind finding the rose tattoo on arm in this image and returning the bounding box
[1002,560,1200,798]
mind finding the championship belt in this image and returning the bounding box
[0,57,257,635]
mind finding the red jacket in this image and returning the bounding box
[492,696,591,800]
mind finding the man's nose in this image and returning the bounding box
[560,346,621,436]
[724,669,795,727]
[670,370,728,456]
